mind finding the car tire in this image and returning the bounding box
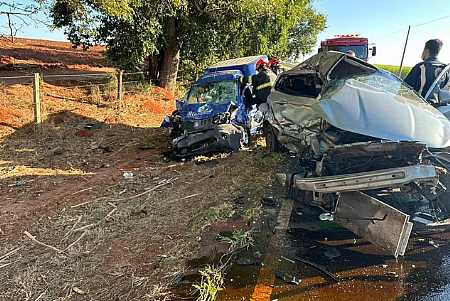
[265,124,280,153]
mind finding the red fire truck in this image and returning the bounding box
[319,34,376,61]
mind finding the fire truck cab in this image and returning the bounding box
[319,34,376,61]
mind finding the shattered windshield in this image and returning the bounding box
[187,80,238,105]
[330,70,425,103]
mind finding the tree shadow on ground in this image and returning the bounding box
[0,110,169,235]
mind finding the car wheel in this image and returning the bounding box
[265,125,280,153]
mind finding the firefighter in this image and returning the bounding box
[269,57,281,76]
[404,39,449,99]
[252,59,273,106]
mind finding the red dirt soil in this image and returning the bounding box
[0,37,112,77]
[0,37,277,300]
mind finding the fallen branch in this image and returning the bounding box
[24,231,62,253]
[64,216,83,239]
[73,224,96,233]
[179,193,202,201]
[71,196,107,208]
[63,231,87,252]
[70,187,93,196]
[33,290,47,301]
[0,246,23,262]
[105,208,117,221]
[0,261,17,269]
[112,177,177,202]
[109,141,138,157]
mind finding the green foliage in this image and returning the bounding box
[192,265,224,301]
[51,0,326,82]
[218,230,254,251]
[191,203,235,234]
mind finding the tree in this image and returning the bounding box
[51,0,326,90]
[0,1,47,42]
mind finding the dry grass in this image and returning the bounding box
[0,38,281,299]
[0,143,280,300]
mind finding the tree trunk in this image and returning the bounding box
[7,13,15,43]
[145,54,162,85]
[159,17,180,90]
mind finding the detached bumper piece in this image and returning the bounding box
[172,124,243,158]
[278,164,440,257]
[279,165,438,193]
[335,191,413,258]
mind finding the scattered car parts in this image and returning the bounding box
[162,56,269,158]
[267,51,450,257]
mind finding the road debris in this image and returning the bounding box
[72,287,86,295]
[261,196,278,207]
[294,257,339,283]
[275,271,302,285]
[122,171,134,179]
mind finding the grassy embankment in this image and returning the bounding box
[375,64,412,79]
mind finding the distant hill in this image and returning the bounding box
[0,37,113,77]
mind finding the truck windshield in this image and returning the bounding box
[328,45,368,60]
[187,80,238,105]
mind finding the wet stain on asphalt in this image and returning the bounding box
[217,201,450,301]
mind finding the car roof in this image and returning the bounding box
[284,51,378,81]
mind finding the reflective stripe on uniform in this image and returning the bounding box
[419,64,426,95]
[255,82,273,91]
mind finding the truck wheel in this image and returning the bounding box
[265,125,280,153]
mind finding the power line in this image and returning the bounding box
[374,13,450,43]
[413,14,450,28]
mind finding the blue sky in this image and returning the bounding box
[313,0,450,66]
[2,0,450,66]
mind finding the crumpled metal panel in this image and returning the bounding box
[318,80,450,148]
[266,91,322,152]
[173,124,242,157]
[335,191,413,258]
[278,164,438,193]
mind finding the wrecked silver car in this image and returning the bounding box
[264,51,450,257]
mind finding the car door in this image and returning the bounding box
[267,70,323,146]
[424,64,450,119]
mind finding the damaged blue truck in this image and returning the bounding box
[161,55,268,158]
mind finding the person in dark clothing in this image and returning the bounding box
[404,39,449,100]
[252,59,273,106]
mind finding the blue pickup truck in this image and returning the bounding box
[162,55,268,158]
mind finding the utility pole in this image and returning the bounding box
[398,25,411,78]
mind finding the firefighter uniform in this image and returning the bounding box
[404,57,449,99]
[252,69,273,106]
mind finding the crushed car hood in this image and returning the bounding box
[318,79,450,148]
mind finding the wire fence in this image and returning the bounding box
[0,70,173,126]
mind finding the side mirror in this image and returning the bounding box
[371,46,377,57]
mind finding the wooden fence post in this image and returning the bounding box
[117,70,123,102]
[33,73,41,125]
